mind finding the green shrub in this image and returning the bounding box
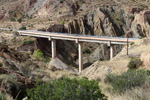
[127,58,143,69]
[18,17,22,23]
[19,26,26,30]
[44,57,51,63]
[10,18,16,21]
[130,42,135,45]
[0,63,2,67]
[33,49,44,60]
[62,20,65,24]
[23,40,34,45]
[83,48,91,54]
[105,70,150,93]
[88,45,93,48]
[27,77,107,100]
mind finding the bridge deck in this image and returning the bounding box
[18,30,139,45]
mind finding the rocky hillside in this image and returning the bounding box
[1,0,150,100]
[1,0,150,64]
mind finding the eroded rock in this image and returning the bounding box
[131,11,150,37]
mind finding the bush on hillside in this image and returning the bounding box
[19,26,26,30]
[0,63,2,67]
[83,48,91,54]
[32,49,44,60]
[10,18,16,21]
[23,40,34,45]
[105,70,150,93]
[18,17,22,23]
[27,77,107,100]
[127,58,143,69]
[32,49,51,62]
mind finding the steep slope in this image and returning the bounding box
[27,0,48,16]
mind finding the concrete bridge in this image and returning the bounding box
[17,30,139,72]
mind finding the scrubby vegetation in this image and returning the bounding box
[130,42,135,45]
[32,49,44,60]
[83,48,91,54]
[32,49,51,62]
[27,77,107,100]
[127,58,143,69]
[23,40,34,45]
[10,18,16,21]
[19,26,26,30]
[0,63,2,67]
[17,17,22,23]
[105,70,150,93]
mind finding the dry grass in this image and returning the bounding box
[99,76,150,100]
[111,78,150,100]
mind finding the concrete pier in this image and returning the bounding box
[51,39,56,58]
[110,44,115,59]
[78,42,83,72]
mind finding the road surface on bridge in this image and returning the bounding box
[18,30,139,45]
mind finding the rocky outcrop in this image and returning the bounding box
[131,11,150,37]
[35,0,75,18]
[68,7,124,36]
[0,0,37,18]
[0,43,29,62]
[0,68,35,100]
[126,7,144,14]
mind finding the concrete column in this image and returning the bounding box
[78,42,83,72]
[110,44,115,59]
[51,39,56,58]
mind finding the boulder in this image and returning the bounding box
[48,57,70,70]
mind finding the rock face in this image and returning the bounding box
[127,7,144,14]
[68,8,118,36]
[0,43,29,62]
[131,11,150,37]
[35,0,74,18]
[0,0,36,18]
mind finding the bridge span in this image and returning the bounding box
[17,30,139,72]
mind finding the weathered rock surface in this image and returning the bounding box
[131,11,150,37]
[48,57,74,71]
